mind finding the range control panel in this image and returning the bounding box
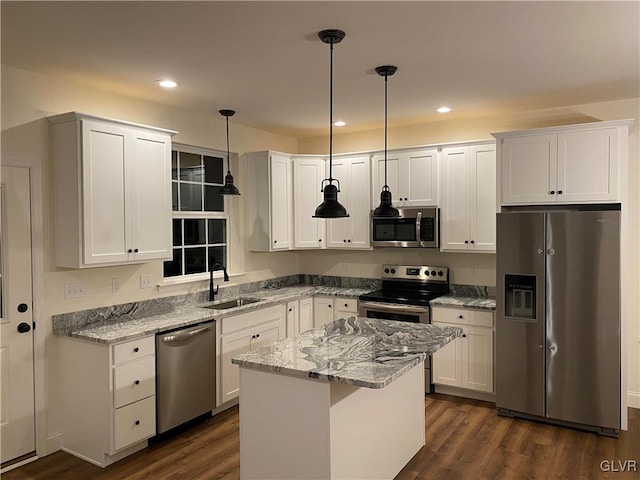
[381,264,449,283]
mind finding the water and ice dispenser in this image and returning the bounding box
[504,274,536,320]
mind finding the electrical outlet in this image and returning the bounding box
[470,265,479,278]
[65,282,86,299]
[140,274,152,289]
[112,278,120,293]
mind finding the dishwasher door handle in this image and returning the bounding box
[161,325,213,344]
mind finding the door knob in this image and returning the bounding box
[17,322,31,333]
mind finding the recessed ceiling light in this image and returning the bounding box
[156,79,178,89]
[334,120,346,127]
[436,106,452,113]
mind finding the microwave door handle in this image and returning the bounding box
[416,211,424,247]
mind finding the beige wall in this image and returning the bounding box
[2,63,638,454]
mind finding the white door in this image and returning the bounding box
[372,152,401,206]
[440,147,470,251]
[469,144,496,252]
[0,166,35,464]
[129,129,172,261]
[431,323,462,387]
[347,156,371,249]
[293,158,325,249]
[462,326,494,393]
[269,153,292,250]
[325,159,350,249]
[404,149,438,206]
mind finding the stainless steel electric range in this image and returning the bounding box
[358,264,449,393]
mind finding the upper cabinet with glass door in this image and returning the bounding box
[48,112,177,268]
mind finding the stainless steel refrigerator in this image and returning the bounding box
[496,209,621,436]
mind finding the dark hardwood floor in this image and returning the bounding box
[4,394,638,480]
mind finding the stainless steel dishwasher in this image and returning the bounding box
[156,320,216,434]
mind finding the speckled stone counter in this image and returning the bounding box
[232,316,462,389]
[54,285,374,344]
[430,295,496,310]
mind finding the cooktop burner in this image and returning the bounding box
[359,264,449,306]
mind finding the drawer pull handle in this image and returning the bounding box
[134,380,140,385]
[462,334,467,338]
[135,420,140,426]
[458,315,463,319]
[133,347,139,353]
[344,303,348,307]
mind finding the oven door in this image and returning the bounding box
[358,301,430,323]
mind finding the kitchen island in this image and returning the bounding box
[232,317,461,480]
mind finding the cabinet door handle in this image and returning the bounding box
[135,420,140,426]
[347,239,351,243]
[256,333,260,338]
[344,303,348,307]
[319,239,322,242]
[343,239,347,243]
[274,240,277,244]
[328,304,332,308]
[134,248,139,253]
[133,347,139,353]
[558,190,563,194]
[134,380,140,385]
[462,334,467,338]
[128,249,133,253]
[288,308,292,312]
[550,190,555,195]
[458,315,463,319]
[464,240,469,244]
[470,240,475,244]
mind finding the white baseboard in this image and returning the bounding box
[628,391,640,409]
[434,385,496,403]
[45,432,61,456]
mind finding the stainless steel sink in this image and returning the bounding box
[203,297,262,310]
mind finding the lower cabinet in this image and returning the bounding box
[432,307,495,394]
[58,335,156,467]
[219,305,286,404]
[313,297,335,328]
[286,297,314,336]
[333,297,358,320]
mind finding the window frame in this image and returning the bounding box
[165,142,231,281]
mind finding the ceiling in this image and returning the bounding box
[2,1,639,138]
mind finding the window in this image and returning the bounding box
[163,144,229,278]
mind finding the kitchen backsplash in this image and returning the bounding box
[52,274,493,334]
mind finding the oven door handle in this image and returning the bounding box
[416,211,424,247]
[360,301,430,314]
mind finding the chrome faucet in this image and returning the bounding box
[209,262,229,302]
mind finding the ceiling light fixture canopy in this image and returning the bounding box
[373,65,400,218]
[313,29,349,219]
[218,109,240,195]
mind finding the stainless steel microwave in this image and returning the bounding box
[371,207,439,248]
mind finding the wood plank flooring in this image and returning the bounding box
[4,394,638,480]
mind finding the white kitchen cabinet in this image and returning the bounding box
[325,155,371,249]
[494,119,633,205]
[219,305,286,404]
[333,297,358,321]
[440,142,496,253]
[372,148,438,207]
[313,297,335,328]
[432,307,494,394]
[286,298,315,336]
[58,335,156,467]
[246,151,293,251]
[293,156,326,249]
[49,112,176,268]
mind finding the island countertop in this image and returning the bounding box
[232,317,462,389]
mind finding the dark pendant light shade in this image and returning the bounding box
[372,65,399,218]
[218,109,240,195]
[313,29,349,219]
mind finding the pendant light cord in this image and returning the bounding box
[384,72,388,190]
[225,115,231,175]
[329,38,334,183]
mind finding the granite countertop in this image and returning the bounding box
[59,286,372,344]
[232,316,462,389]
[430,295,496,310]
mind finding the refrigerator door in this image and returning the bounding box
[545,211,620,430]
[496,213,546,416]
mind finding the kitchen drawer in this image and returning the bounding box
[222,304,284,334]
[335,298,358,313]
[432,307,493,328]
[113,396,156,451]
[113,336,155,365]
[113,356,155,408]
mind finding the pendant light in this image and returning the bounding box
[313,29,349,219]
[218,109,240,195]
[373,65,400,217]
